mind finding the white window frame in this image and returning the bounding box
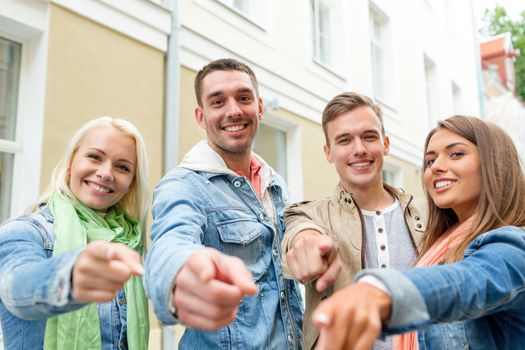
[310,0,344,74]
[423,54,440,128]
[257,111,303,203]
[369,2,398,112]
[451,81,462,114]
[217,0,266,26]
[382,162,403,188]
[0,0,49,218]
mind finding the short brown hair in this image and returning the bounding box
[194,58,259,107]
[322,92,384,145]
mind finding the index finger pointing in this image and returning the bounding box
[108,244,144,275]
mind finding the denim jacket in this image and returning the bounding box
[0,206,128,350]
[357,226,525,349]
[144,141,303,349]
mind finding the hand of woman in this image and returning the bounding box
[72,241,143,302]
[312,283,392,350]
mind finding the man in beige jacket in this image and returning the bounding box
[281,92,427,350]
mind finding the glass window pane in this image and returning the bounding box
[0,152,14,222]
[0,36,22,141]
[233,0,250,14]
[318,1,331,64]
[253,124,287,180]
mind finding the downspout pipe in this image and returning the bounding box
[162,0,180,346]
[164,0,181,172]
[470,0,485,116]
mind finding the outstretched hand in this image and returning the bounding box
[286,229,341,292]
[313,283,392,350]
[172,248,258,330]
[72,241,143,302]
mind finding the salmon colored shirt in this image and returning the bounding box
[235,155,262,199]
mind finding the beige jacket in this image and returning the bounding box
[281,183,427,350]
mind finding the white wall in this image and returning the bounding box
[180,0,482,167]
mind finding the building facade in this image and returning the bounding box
[1,0,482,348]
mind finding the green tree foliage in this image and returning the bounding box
[480,5,525,100]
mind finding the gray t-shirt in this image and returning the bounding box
[362,199,417,350]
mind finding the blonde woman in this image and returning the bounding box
[0,117,150,350]
[312,116,525,350]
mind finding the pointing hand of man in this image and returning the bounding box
[286,229,341,292]
[172,248,258,330]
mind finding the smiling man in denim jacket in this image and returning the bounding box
[144,58,303,349]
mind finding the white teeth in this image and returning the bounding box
[435,180,452,189]
[88,182,111,193]
[225,125,245,132]
[351,162,370,167]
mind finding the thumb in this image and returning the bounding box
[318,236,336,260]
[214,255,258,296]
[107,244,144,276]
[197,253,220,283]
[316,257,341,292]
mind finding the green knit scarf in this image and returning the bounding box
[43,192,149,350]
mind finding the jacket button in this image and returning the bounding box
[378,227,383,233]
[381,264,387,268]
[380,244,386,250]
[233,181,241,187]
[375,210,381,215]
[415,216,420,221]
[416,223,422,229]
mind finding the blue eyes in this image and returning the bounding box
[86,154,131,173]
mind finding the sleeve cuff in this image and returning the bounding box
[354,269,430,329]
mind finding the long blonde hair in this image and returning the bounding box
[29,117,150,227]
[420,115,525,262]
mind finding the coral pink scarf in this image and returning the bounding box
[393,217,473,350]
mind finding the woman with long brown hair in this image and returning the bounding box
[311,115,525,350]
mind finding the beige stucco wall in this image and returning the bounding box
[41,4,164,190]
[178,66,206,160]
[41,5,165,348]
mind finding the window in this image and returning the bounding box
[369,4,397,109]
[253,124,288,180]
[451,82,462,114]
[252,115,303,202]
[311,0,343,72]
[312,0,332,66]
[370,14,385,101]
[424,54,439,127]
[445,0,456,37]
[218,0,265,24]
[382,163,402,188]
[0,36,22,222]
